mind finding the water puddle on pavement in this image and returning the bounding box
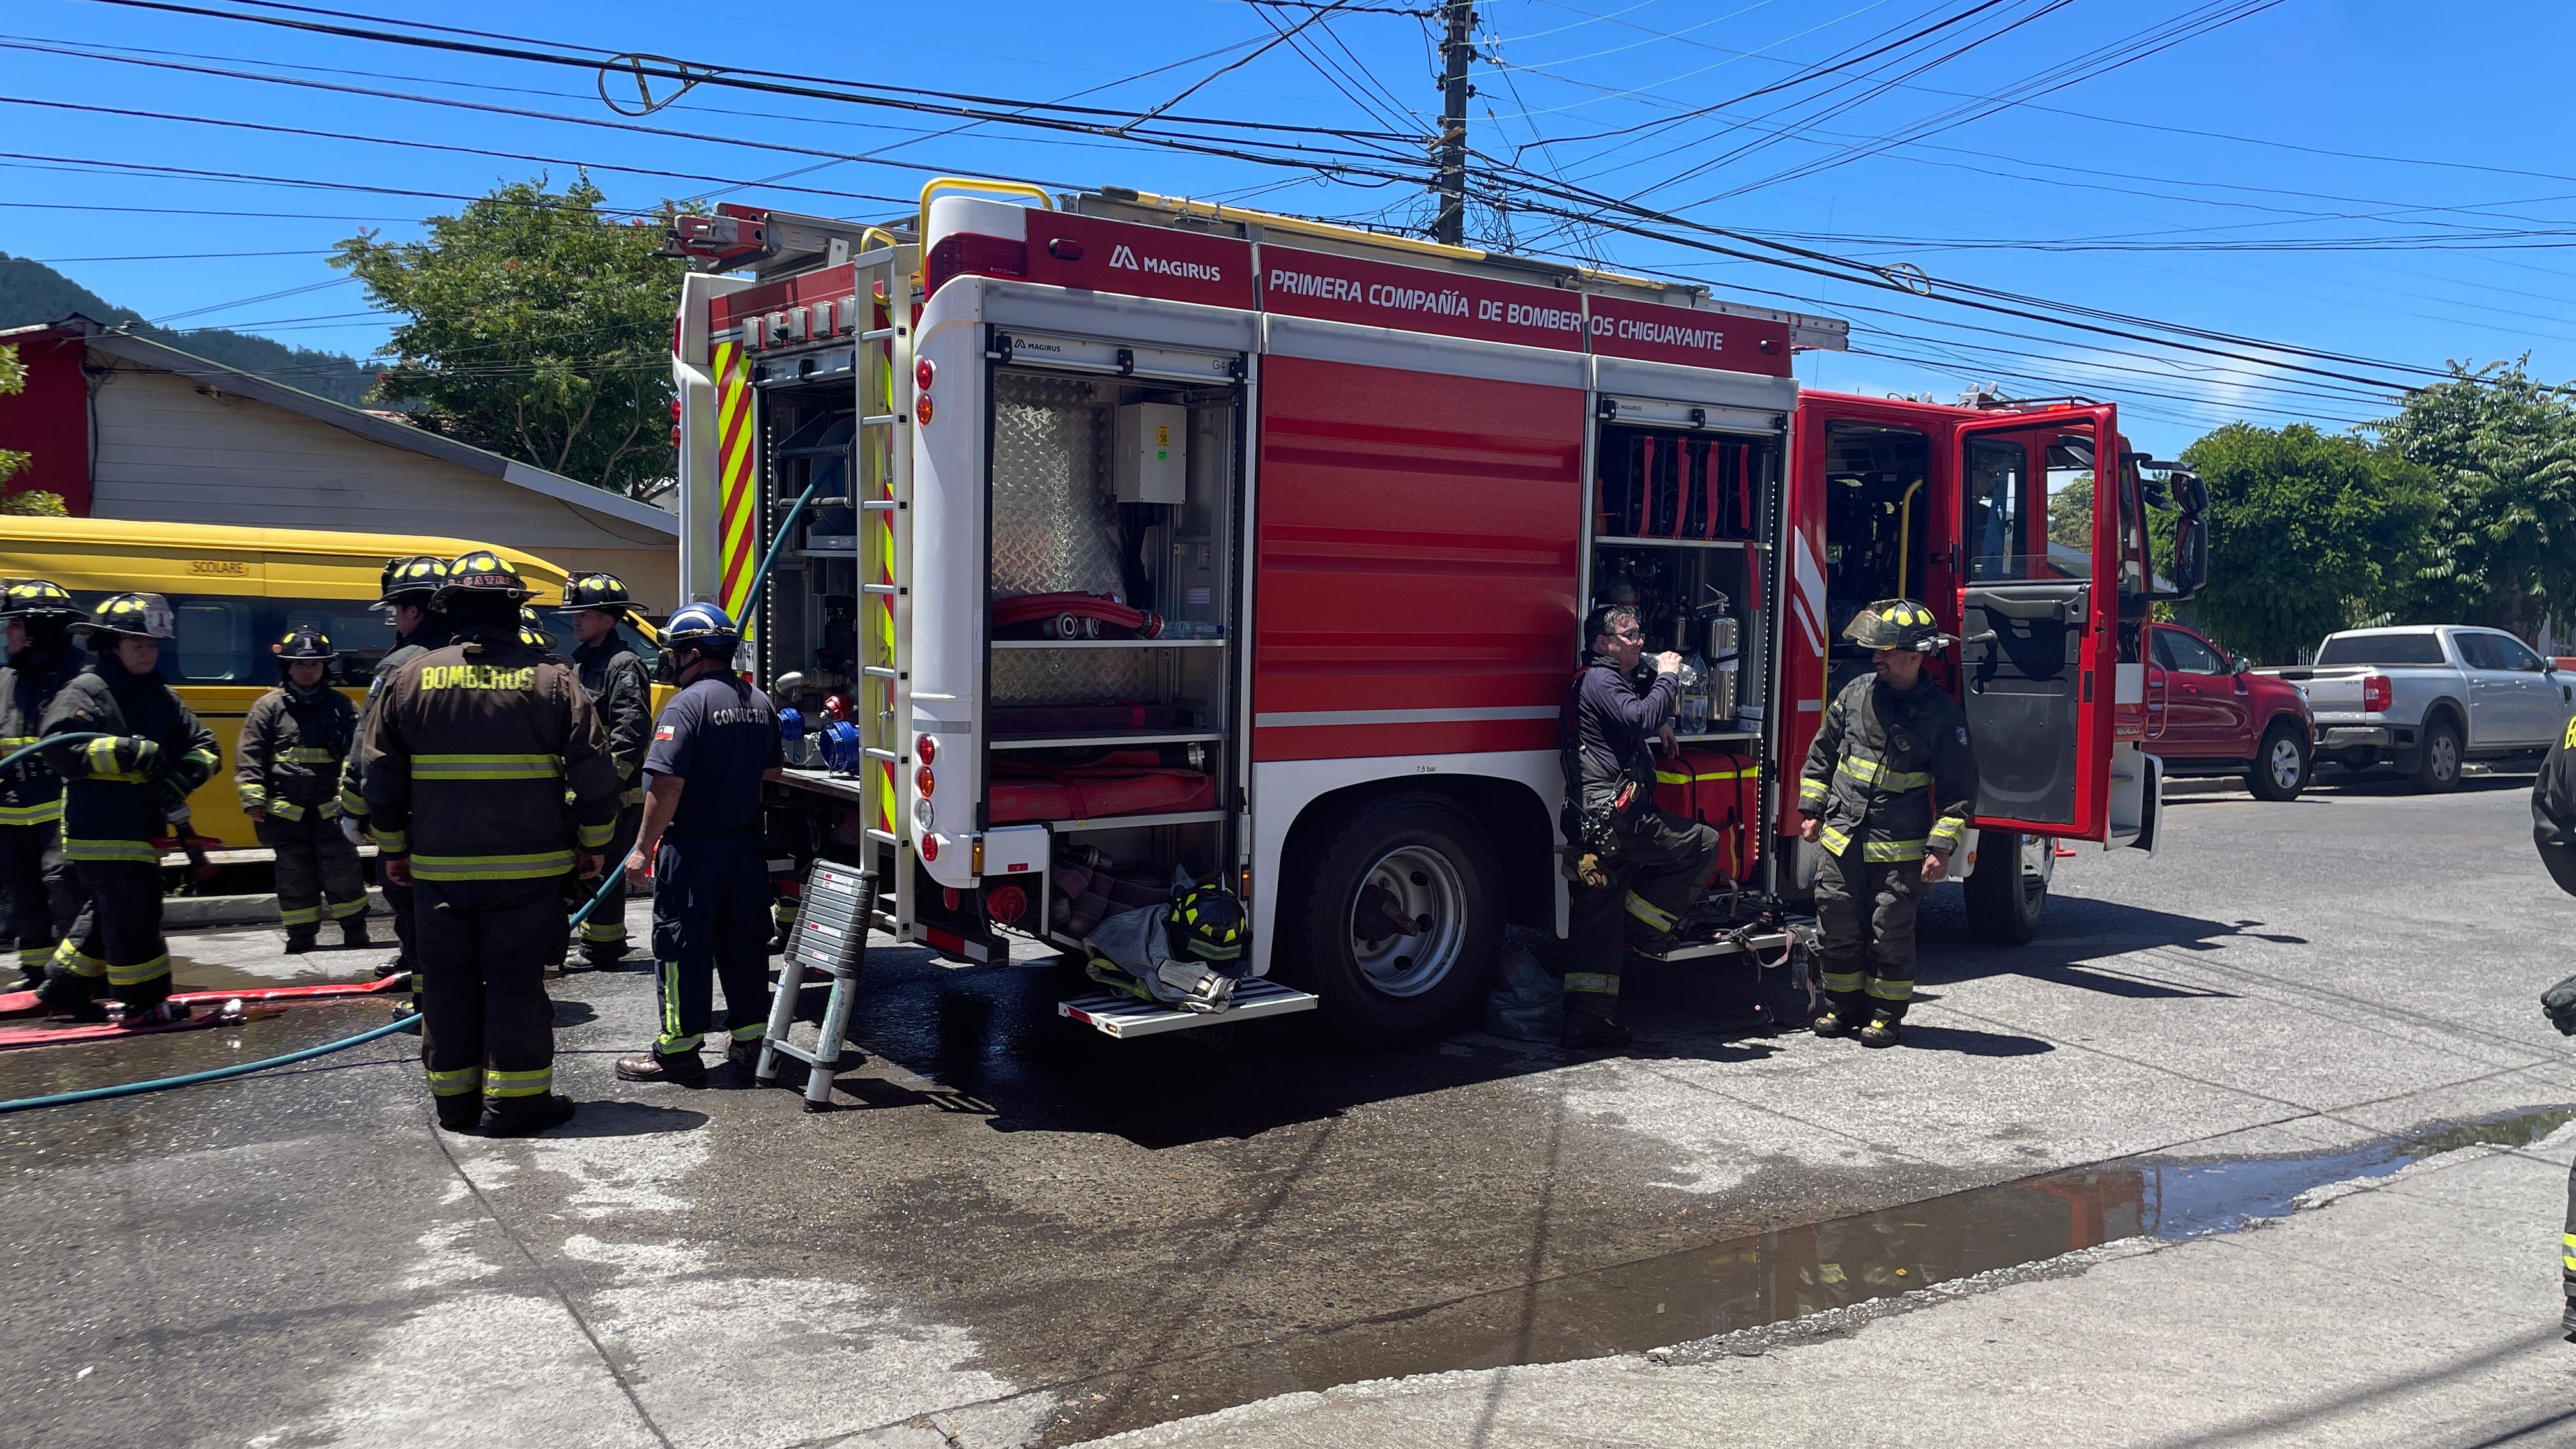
[1048,1107,2571,1442]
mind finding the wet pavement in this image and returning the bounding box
[2,773,2573,1448]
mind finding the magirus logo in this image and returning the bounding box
[1106,241,1221,283]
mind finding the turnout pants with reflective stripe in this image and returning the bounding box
[1560,805,1721,1020]
[1814,843,1919,1022]
[578,801,644,964]
[0,818,73,981]
[256,814,367,932]
[416,876,562,1109]
[649,832,772,1055]
[2564,1160,2576,1333]
[64,859,169,1008]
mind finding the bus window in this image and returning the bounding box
[277,602,394,686]
[172,599,256,682]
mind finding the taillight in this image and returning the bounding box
[919,833,940,862]
[916,733,937,765]
[2362,673,2391,712]
[923,233,1027,298]
[916,765,936,797]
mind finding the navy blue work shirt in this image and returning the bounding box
[643,674,782,834]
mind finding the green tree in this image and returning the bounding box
[2177,423,2435,662]
[334,176,680,499]
[2372,359,2576,638]
[0,343,27,491]
[2047,472,2092,551]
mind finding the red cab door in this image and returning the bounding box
[2152,623,2253,756]
[1952,406,2119,842]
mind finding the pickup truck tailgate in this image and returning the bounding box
[2274,668,2368,714]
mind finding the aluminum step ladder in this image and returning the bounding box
[757,859,875,1110]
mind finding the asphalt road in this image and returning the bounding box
[2,769,2571,1449]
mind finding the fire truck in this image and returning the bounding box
[666,180,2206,1043]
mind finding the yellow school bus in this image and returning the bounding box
[0,518,659,850]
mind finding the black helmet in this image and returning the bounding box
[373,555,450,610]
[1163,882,1248,968]
[272,626,335,662]
[516,607,556,651]
[561,572,634,612]
[434,549,532,606]
[76,592,176,642]
[0,579,80,621]
[1843,598,1952,654]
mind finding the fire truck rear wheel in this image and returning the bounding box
[1963,830,2050,946]
[1281,792,1502,1044]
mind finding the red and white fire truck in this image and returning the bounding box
[666,180,2205,1042]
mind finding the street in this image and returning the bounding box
[4,772,2574,1448]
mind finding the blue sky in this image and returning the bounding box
[4,0,2571,458]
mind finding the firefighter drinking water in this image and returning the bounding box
[361,552,620,1136]
[237,628,370,953]
[615,603,783,1087]
[35,594,220,1024]
[0,579,85,990]
[1798,599,1978,1048]
[560,574,652,971]
[1558,603,1722,1052]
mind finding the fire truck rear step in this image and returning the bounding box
[1058,978,1319,1039]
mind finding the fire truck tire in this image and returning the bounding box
[1963,830,2048,946]
[1278,792,1502,1044]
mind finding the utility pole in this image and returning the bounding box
[1433,1,1473,247]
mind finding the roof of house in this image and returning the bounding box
[0,315,677,537]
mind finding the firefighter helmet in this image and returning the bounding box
[661,601,740,656]
[434,550,532,605]
[372,555,450,610]
[78,592,177,641]
[272,626,335,661]
[517,607,556,651]
[0,578,80,620]
[560,572,634,613]
[1843,598,1952,653]
[1163,882,1248,967]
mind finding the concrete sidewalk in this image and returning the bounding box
[1086,1126,2576,1449]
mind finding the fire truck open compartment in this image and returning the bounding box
[754,378,864,696]
[981,356,1246,951]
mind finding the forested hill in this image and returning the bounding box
[0,252,381,408]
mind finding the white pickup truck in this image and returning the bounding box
[2257,625,2575,792]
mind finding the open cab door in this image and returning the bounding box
[1952,404,2120,845]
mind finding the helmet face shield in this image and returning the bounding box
[1843,598,1951,654]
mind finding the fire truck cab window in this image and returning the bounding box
[1821,421,1931,649]
[1964,438,2034,581]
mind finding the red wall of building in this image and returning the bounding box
[0,332,91,514]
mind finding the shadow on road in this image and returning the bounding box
[802,942,1791,1149]
[1918,894,2271,1002]
[1892,1023,2054,1055]
[549,1099,707,1137]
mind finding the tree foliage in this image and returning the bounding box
[0,343,29,492]
[334,176,681,499]
[2177,423,2435,663]
[2372,360,2576,639]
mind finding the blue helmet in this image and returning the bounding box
[662,602,740,654]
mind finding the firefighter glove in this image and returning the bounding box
[2543,974,2576,1036]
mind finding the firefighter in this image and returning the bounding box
[1797,599,1979,1048]
[615,602,783,1086]
[1556,603,1722,1051]
[361,551,619,1135]
[0,579,85,989]
[338,555,452,976]
[237,627,369,953]
[34,594,220,1023]
[560,574,651,971]
[2528,714,2576,1339]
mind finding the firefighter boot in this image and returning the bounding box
[341,917,372,949]
[2563,1293,2576,1344]
[434,1093,484,1135]
[1859,1011,1903,1048]
[283,925,319,955]
[36,965,105,1022]
[479,1093,576,1138]
[1559,972,1630,1052]
[1811,1008,1859,1038]
[615,1048,709,1087]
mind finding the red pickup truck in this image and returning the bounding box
[2142,622,2318,800]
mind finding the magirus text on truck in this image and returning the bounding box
[666,178,2209,1045]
